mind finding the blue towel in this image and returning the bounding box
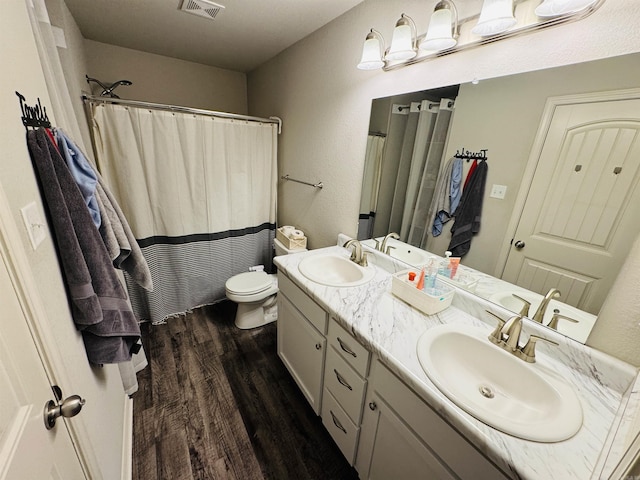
[55,129,101,228]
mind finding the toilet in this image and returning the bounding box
[225,237,307,329]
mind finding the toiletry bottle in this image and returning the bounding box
[426,256,437,290]
[438,251,452,278]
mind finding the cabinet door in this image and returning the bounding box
[277,294,326,414]
[356,395,456,480]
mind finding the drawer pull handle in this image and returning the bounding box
[315,343,322,350]
[337,337,357,358]
[330,411,347,434]
[334,369,353,391]
[369,402,377,411]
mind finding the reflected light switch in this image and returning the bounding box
[21,201,47,250]
[490,184,507,199]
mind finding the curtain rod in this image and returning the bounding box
[82,95,282,134]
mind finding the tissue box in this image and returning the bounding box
[391,269,455,315]
[276,227,307,250]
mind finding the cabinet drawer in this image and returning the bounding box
[324,347,367,425]
[321,388,359,465]
[278,273,328,334]
[327,318,370,376]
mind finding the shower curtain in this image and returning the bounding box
[358,134,386,240]
[90,103,278,324]
[388,99,454,245]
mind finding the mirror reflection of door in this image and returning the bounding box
[503,95,640,315]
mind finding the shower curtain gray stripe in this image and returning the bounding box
[89,102,278,324]
[124,228,275,323]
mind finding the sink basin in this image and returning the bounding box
[362,237,431,265]
[488,290,597,343]
[298,254,375,287]
[417,324,583,442]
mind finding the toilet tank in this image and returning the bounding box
[274,237,307,256]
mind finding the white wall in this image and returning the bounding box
[84,40,248,114]
[248,0,640,249]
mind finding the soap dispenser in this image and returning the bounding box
[438,251,452,278]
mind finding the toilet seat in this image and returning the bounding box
[226,271,273,296]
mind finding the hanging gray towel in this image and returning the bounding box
[95,174,154,291]
[27,128,141,364]
[448,160,488,257]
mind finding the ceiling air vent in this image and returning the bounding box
[180,0,225,20]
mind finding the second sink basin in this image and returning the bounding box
[417,324,583,442]
[298,254,375,287]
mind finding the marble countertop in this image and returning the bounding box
[274,244,640,480]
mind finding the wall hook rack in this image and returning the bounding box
[281,174,323,189]
[16,91,51,131]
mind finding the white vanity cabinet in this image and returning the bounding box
[277,273,328,414]
[356,360,510,480]
[321,318,371,464]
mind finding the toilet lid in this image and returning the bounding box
[226,271,273,295]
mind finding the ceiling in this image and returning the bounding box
[63,0,365,73]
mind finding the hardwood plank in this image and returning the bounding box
[133,301,358,480]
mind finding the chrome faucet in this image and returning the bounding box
[380,232,400,254]
[532,288,561,323]
[343,239,368,267]
[501,314,524,352]
[485,310,558,363]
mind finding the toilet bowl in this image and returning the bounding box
[225,237,307,329]
[225,271,278,329]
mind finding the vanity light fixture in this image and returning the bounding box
[472,0,517,36]
[535,0,598,16]
[357,0,604,72]
[385,14,418,61]
[357,29,386,70]
[419,0,459,52]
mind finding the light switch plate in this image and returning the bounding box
[490,184,507,199]
[21,201,46,250]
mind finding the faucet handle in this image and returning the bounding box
[485,310,507,344]
[385,245,396,255]
[520,335,559,363]
[547,310,579,330]
[511,294,531,317]
[373,239,381,251]
[360,252,369,267]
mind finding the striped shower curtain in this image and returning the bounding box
[90,103,278,324]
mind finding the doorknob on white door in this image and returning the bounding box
[514,240,525,249]
[44,394,86,430]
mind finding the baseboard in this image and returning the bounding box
[121,396,134,480]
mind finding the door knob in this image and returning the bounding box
[514,240,526,249]
[44,394,86,430]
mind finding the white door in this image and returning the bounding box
[0,251,86,479]
[503,97,640,314]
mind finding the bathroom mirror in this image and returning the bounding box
[357,51,640,344]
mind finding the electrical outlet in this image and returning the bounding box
[490,184,507,199]
[21,201,46,250]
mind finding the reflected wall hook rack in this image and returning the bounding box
[454,147,488,161]
[281,174,323,189]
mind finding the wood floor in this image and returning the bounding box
[133,301,359,480]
